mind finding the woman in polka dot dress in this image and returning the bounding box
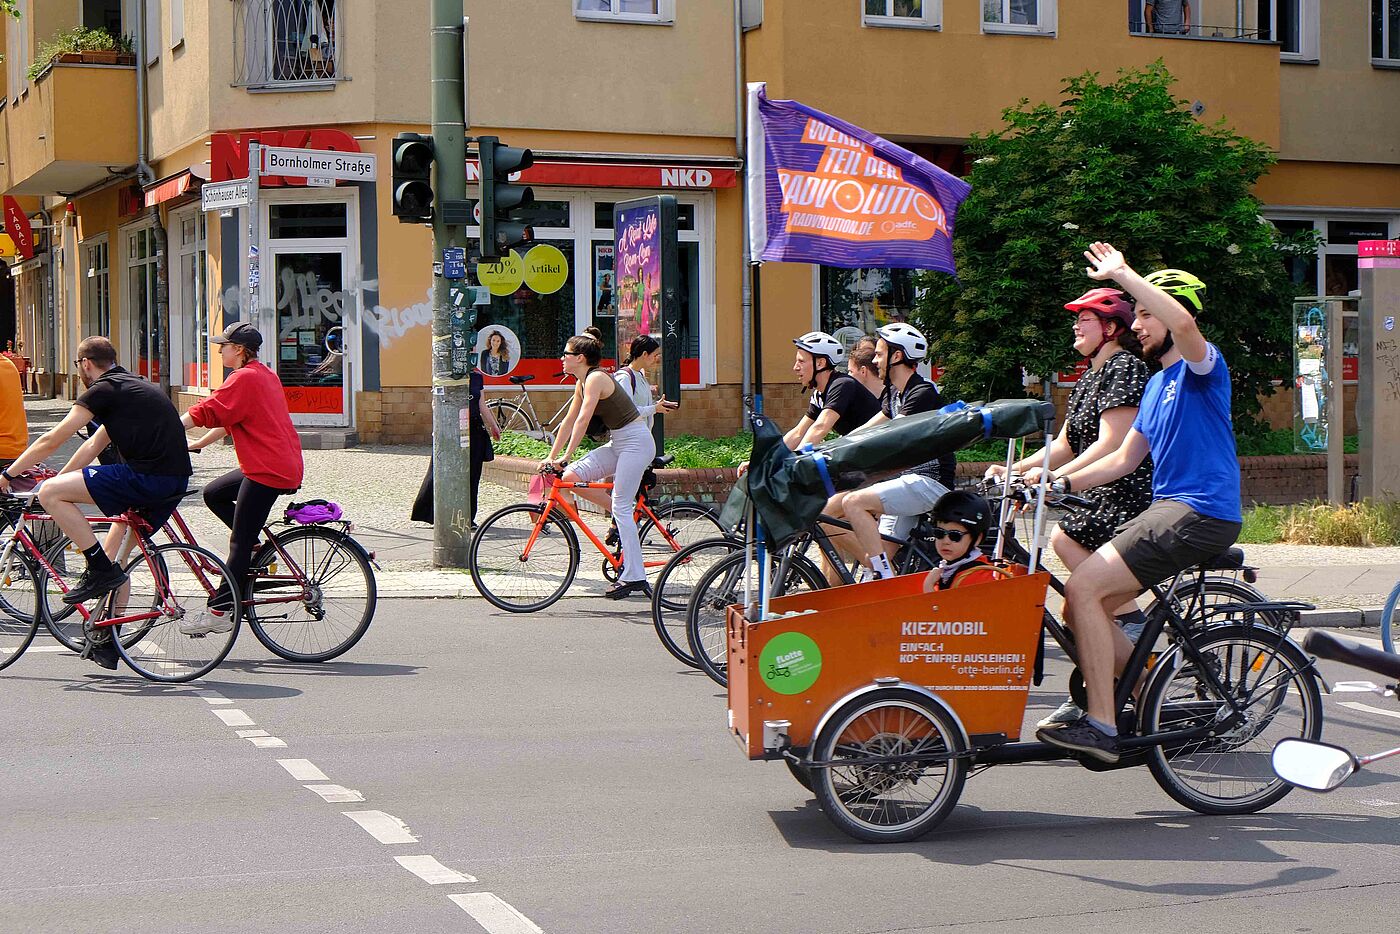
[986,288,1154,725]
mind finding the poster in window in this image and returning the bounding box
[594,244,616,317]
[476,326,521,378]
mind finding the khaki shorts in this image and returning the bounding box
[1110,499,1242,589]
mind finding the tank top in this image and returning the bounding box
[586,367,640,430]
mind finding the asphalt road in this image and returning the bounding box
[3,599,1399,934]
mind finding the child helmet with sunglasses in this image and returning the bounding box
[923,491,1001,593]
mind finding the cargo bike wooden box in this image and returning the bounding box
[723,400,1324,843]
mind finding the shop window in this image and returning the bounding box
[1270,219,1319,296]
[270,202,348,239]
[126,226,163,382]
[819,267,917,350]
[981,0,1056,34]
[83,239,111,338]
[863,0,940,29]
[1327,220,1390,246]
[471,239,577,381]
[1376,0,1400,63]
[574,0,675,25]
[594,201,694,231]
[175,211,211,388]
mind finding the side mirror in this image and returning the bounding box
[1272,738,1358,792]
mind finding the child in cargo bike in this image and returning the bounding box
[921,491,1004,593]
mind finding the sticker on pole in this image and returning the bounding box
[759,632,822,695]
[1387,317,1395,332]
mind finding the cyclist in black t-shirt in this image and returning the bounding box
[826,323,955,580]
[0,337,191,668]
[737,331,879,476]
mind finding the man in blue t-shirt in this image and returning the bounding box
[1034,243,1242,763]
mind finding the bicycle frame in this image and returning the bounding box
[158,508,316,611]
[13,507,193,631]
[527,478,677,572]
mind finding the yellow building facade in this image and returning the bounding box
[0,0,1394,441]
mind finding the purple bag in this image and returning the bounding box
[285,499,344,524]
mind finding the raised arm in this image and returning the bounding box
[1084,242,1209,365]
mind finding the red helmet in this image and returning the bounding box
[1065,288,1135,329]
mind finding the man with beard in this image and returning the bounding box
[1034,245,1240,764]
[0,337,191,667]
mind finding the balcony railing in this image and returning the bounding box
[1129,22,1271,41]
[232,0,344,89]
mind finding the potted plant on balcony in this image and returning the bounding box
[27,27,136,81]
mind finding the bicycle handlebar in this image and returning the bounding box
[1303,630,1400,683]
[978,477,1095,512]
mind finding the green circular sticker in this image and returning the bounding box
[760,632,822,695]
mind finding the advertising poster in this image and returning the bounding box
[614,196,679,449]
[594,244,616,317]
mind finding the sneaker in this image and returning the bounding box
[180,612,236,637]
[61,565,129,606]
[1036,717,1121,764]
[1036,699,1084,729]
[603,579,652,600]
[80,633,120,670]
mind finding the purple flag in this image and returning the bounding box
[746,84,971,272]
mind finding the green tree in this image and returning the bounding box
[913,62,1317,430]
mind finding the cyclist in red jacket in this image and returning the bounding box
[182,322,304,625]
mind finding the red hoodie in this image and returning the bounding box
[188,361,304,490]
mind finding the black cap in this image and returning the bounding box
[212,322,263,353]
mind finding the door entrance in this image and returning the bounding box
[269,248,349,426]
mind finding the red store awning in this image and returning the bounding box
[465,158,738,190]
[143,169,205,208]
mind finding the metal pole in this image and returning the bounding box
[246,143,261,331]
[430,2,471,567]
[734,0,752,426]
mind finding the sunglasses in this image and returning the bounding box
[561,350,584,358]
[930,527,971,543]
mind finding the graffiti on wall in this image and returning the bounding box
[222,264,433,349]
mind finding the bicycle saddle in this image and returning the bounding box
[509,375,535,385]
[652,454,675,469]
[1197,547,1246,571]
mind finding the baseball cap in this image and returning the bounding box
[211,322,264,352]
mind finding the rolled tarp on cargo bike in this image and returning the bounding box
[721,398,1055,545]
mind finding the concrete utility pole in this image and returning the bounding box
[429,1,472,566]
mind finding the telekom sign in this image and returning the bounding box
[211,129,362,186]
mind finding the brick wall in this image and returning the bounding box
[356,387,432,445]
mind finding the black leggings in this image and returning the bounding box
[203,468,289,584]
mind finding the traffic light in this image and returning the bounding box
[477,135,534,261]
[392,133,435,223]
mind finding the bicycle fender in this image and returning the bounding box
[809,680,971,759]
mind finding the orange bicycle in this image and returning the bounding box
[469,456,722,612]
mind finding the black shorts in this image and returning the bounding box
[1110,499,1242,589]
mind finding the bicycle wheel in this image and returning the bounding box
[108,543,242,683]
[245,526,377,662]
[686,549,827,687]
[0,551,39,670]
[1140,624,1322,815]
[638,501,724,562]
[1382,580,1400,654]
[650,536,741,668]
[0,527,80,641]
[488,400,541,438]
[810,688,968,843]
[470,503,580,612]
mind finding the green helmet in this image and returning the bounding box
[1144,268,1207,312]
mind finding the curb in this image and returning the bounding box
[1299,607,1385,629]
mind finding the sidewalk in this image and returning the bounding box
[18,395,1400,622]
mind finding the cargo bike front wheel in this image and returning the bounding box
[809,687,969,843]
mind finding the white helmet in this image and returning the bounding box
[876,322,928,362]
[793,331,845,366]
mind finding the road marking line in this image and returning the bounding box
[26,645,75,653]
[1339,700,1400,722]
[394,855,477,885]
[236,729,269,738]
[448,893,544,933]
[248,736,287,748]
[305,784,364,803]
[213,709,255,727]
[278,759,329,781]
[1359,798,1397,807]
[343,810,417,844]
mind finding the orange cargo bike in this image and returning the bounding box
[723,401,1324,843]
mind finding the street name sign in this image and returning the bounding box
[261,146,378,183]
[201,180,251,212]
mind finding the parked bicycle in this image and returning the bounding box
[485,374,571,445]
[470,456,722,612]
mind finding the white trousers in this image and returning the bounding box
[569,420,656,582]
